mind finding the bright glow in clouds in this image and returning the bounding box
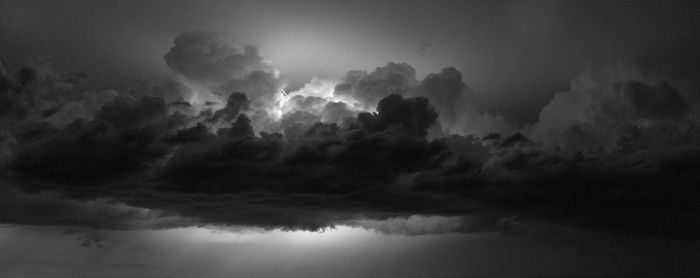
[270,76,367,121]
[180,73,368,128]
[161,31,509,136]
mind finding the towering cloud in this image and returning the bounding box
[164,30,270,85]
[416,67,510,137]
[329,63,510,137]
[1,31,699,238]
[164,30,285,122]
[532,61,699,153]
[163,33,510,138]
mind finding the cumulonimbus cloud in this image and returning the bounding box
[1,31,699,238]
[531,60,699,154]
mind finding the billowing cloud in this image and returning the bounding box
[164,30,270,85]
[334,62,417,109]
[532,61,698,153]
[1,34,699,239]
[320,101,355,124]
[11,95,184,182]
[163,30,285,124]
[208,92,250,123]
[416,67,511,137]
[159,94,444,193]
[294,63,510,137]
[357,94,437,137]
[620,80,688,120]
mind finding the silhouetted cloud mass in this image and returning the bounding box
[0,30,699,239]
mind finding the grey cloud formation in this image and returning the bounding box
[0,33,699,239]
[163,30,285,116]
[357,94,437,137]
[532,58,699,154]
[416,67,511,136]
[159,94,444,194]
[332,63,510,137]
[208,92,250,123]
[0,183,197,230]
[334,62,418,109]
[10,94,185,182]
[320,101,355,124]
[0,58,106,128]
[620,80,688,120]
[164,30,269,85]
[348,215,538,236]
[418,67,474,128]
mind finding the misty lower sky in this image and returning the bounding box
[2,221,699,278]
[1,0,700,277]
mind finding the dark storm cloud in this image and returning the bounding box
[95,96,167,129]
[163,30,285,108]
[532,53,700,154]
[208,92,250,123]
[0,58,99,127]
[164,122,213,144]
[320,101,355,124]
[334,62,417,108]
[0,56,218,182]
[417,67,475,127]
[619,80,688,120]
[10,95,185,182]
[347,215,537,236]
[0,60,120,167]
[130,79,194,105]
[357,94,437,137]
[159,94,443,194]
[279,111,321,138]
[332,63,510,136]
[497,56,700,235]
[164,30,268,84]
[0,182,196,230]
[1,29,700,239]
[416,67,510,136]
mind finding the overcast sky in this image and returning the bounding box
[3,0,699,123]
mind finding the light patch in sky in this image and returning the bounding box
[2,222,699,278]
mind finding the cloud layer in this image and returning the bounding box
[1,31,699,238]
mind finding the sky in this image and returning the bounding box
[1,0,700,277]
[3,223,699,278]
[3,0,699,124]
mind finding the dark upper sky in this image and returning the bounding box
[2,0,699,124]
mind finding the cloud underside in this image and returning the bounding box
[0,31,699,238]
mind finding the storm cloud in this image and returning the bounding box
[164,30,271,85]
[0,30,698,239]
[532,59,699,154]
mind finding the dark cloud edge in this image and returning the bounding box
[1,34,700,239]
